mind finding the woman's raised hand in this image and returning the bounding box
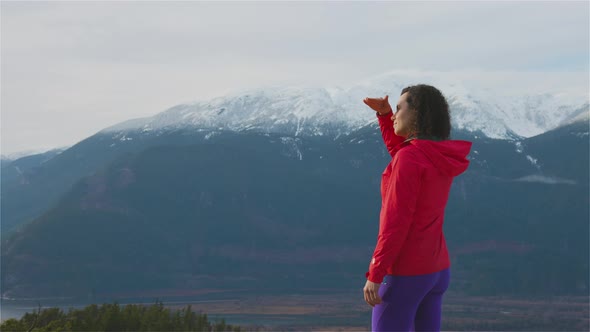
[363,95,393,115]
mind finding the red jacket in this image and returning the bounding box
[365,112,472,283]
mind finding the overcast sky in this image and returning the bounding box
[2,1,589,156]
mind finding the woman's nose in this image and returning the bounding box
[390,113,396,121]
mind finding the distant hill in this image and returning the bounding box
[1,117,588,299]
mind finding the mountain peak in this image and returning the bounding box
[100,72,589,140]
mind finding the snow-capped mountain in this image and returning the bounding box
[101,71,589,140]
[1,146,69,162]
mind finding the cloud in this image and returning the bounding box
[3,2,588,68]
[514,175,577,185]
[1,1,588,154]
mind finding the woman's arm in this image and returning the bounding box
[365,148,422,283]
[376,111,405,158]
[363,96,405,158]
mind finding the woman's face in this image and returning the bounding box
[392,92,416,138]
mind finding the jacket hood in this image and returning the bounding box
[410,139,472,177]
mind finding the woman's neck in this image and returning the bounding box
[405,132,443,142]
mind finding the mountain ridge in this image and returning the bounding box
[99,73,588,141]
[2,120,587,299]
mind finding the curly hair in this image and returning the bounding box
[401,84,451,140]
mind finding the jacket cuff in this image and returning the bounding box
[376,111,393,125]
[365,270,384,284]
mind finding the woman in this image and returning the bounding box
[362,84,472,332]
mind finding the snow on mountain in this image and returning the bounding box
[1,146,69,161]
[557,103,590,127]
[101,71,589,140]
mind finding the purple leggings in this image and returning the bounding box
[371,268,450,332]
